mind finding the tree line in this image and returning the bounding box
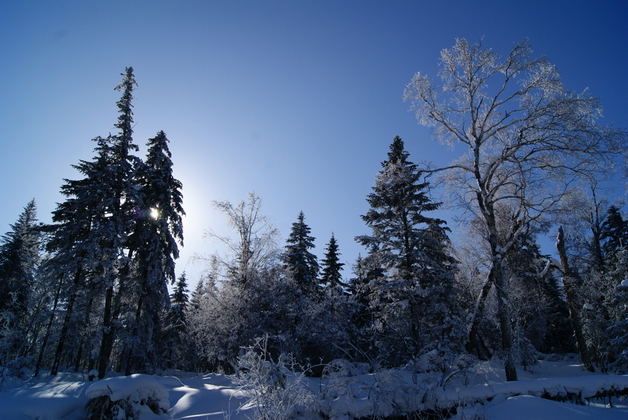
[1,39,627,382]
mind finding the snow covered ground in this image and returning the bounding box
[1,357,627,419]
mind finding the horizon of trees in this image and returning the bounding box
[1,39,627,382]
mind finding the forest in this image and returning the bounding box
[1,39,628,418]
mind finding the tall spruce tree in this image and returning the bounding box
[96,67,143,378]
[356,136,463,368]
[122,130,185,373]
[283,211,319,295]
[0,199,40,363]
[45,68,143,378]
[46,135,121,376]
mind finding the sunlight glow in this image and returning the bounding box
[150,208,160,220]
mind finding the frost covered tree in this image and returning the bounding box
[45,134,128,376]
[94,67,145,378]
[356,136,463,367]
[599,206,628,370]
[44,67,166,378]
[194,194,287,370]
[122,130,185,373]
[404,39,627,380]
[208,193,279,289]
[283,212,319,296]
[0,199,40,363]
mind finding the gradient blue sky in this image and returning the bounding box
[1,1,627,283]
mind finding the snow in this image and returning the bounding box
[484,395,628,420]
[0,359,627,419]
[85,374,168,404]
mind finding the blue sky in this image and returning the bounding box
[1,1,627,283]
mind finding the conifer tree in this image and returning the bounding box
[162,273,190,369]
[320,233,344,293]
[283,211,319,295]
[599,206,628,370]
[46,68,143,378]
[45,134,128,376]
[96,67,143,378]
[601,206,628,260]
[0,199,40,362]
[123,130,185,373]
[356,136,463,367]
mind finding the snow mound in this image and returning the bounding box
[86,373,170,414]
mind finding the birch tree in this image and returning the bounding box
[404,38,627,381]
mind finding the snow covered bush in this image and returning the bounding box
[235,336,319,420]
[84,374,169,420]
[1,356,34,381]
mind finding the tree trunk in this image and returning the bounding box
[34,279,63,377]
[492,255,518,381]
[97,283,115,379]
[556,226,595,372]
[50,269,82,376]
[74,296,94,372]
[478,190,518,381]
[123,295,144,375]
[466,275,494,360]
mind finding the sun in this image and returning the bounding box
[150,208,160,220]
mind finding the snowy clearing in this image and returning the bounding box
[1,358,627,419]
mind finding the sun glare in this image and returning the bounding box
[150,208,160,220]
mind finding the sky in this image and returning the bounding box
[1,0,627,285]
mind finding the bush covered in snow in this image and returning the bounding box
[84,374,169,420]
[235,337,319,420]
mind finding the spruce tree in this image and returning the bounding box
[356,136,463,367]
[320,233,345,293]
[123,130,185,373]
[601,206,628,261]
[96,67,143,379]
[600,207,628,370]
[161,273,190,369]
[283,211,319,295]
[45,135,126,376]
[0,199,40,363]
[45,68,143,378]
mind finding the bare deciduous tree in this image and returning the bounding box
[206,193,280,288]
[404,38,626,381]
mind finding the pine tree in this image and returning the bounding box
[608,256,628,372]
[320,233,345,293]
[283,211,319,295]
[601,206,628,261]
[162,273,190,369]
[45,135,120,375]
[356,136,463,367]
[96,67,143,379]
[600,207,628,370]
[123,130,185,373]
[45,68,143,378]
[0,199,40,363]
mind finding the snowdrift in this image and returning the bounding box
[0,359,627,419]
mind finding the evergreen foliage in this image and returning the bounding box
[356,136,464,368]
[320,233,345,293]
[30,68,185,378]
[283,211,319,295]
[1,44,626,384]
[0,200,40,363]
[161,273,191,370]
